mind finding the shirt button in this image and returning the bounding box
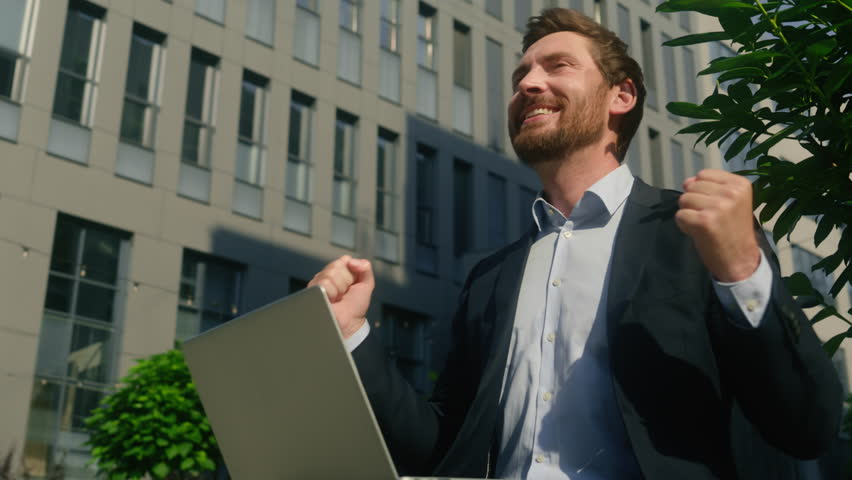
[746,299,759,312]
[552,279,561,287]
[546,332,555,343]
[543,392,552,401]
[562,231,572,239]
[535,455,545,463]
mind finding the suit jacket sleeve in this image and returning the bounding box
[709,229,843,459]
[350,282,478,475]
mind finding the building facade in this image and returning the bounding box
[0,0,847,478]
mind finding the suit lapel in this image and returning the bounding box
[606,178,666,333]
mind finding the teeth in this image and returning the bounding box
[525,107,556,119]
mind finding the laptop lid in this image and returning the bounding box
[183,286,398,480]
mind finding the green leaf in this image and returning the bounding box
[666,102,722,120]
[151,463,169,479]
[676,120,724,134]
[717,67,765,82]
[784,272,815,297]
[805,38,837,62]
[772,200,802,243]
[657,0,759,15]
[824,57,852,97]
[197,455,216,471]
[746,124,800,160]
[180,458,196,470]
[814,215,834,248]
[823,331,846,357]
[724,133,751,161]
[811,306,838,325]
[699,51,785,76]
[663,31,731,46]
[178,442,193,457]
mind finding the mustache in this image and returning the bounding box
[514,96,569,123]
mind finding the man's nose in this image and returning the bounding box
[517,68,546,95]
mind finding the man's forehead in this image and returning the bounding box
[519,31,594,64]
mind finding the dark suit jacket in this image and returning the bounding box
[352,178,842,479]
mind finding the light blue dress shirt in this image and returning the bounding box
[494,165,772,479]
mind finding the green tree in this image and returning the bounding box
[658,0,852,354]
[85,349,220,480]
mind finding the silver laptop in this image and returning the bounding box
[183,286,484,480]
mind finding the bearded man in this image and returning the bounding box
[309,8,841,479]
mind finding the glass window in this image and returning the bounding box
[417,3,437,70]
[181,48,218,168]
[294,0,321,65]
[53,0,106,126]
[452,21,472,135]
[487,174,507,248]
[380,0,400,52]
[416,3,438,119]
[691,150,703,177]
[0,0,34,103]
[285,91,315,234]
[195,0,225,24]
[486,0,502,19]
[453,158,473,257]
[683,47,697,104]
[639,19,657,111]
[486,37,504,151]
[333,110,358,218]
[648,128,663,187]
[661,33,679,122]
[338,0,362,84]
[26,214,130,478]
[376,129,399,262]
[120,24,165,147]
[235,70,268,186]
[379,0,401,103]
[452,22,472,89]
[616,4,630,51]
[670,139,684,188]
[375,129,398,233]
[246,0,275,45]
[514,0,530,31]
[416,144,438,274]
[340,0,360,32]
[176,250,244,342]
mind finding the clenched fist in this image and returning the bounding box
[308,255,374,339]
[675,169,761,283]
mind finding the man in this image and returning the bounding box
[309,8,841,479]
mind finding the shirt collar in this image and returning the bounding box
[531,164,634,232]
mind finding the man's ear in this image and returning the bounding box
[610,78,637,116]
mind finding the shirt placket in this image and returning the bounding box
[529,219,572,473]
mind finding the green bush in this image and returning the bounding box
[85,350,220,480]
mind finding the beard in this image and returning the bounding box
[509,88,608,167]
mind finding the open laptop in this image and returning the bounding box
[183,286,484,480]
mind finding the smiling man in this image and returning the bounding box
[309,8,842,479]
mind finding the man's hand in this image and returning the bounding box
[675,169,761,283]
[308,255,374,339]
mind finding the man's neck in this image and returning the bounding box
[533,142,621,218]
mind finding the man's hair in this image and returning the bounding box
[522,8,646,162]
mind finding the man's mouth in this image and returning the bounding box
[520,105,561,125]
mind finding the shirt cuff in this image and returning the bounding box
[713,249,773,328]
[343,320,371,352]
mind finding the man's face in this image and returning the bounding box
[508,31,611,166]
